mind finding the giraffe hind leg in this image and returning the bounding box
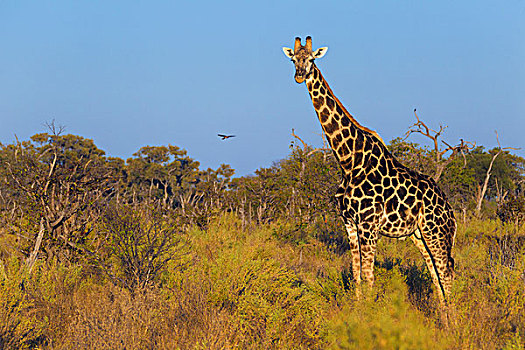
[410,228,453,305]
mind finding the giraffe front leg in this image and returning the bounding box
[345,224,378,299]
[359,229,378,288]
[345,223,362,287]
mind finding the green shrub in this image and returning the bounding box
[328,268,449,350]
[1,213,524,349]
[165,216,339,349]
[0,257,47,349]
[96,205,186,292]
[448,218,525,349]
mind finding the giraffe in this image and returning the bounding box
[283,36,456,304]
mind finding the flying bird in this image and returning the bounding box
[218,134,236,140]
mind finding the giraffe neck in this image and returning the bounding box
[305,64,385,172]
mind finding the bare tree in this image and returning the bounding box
[404,109,475,182]
[97,205,186,292]
[475,131,520,214]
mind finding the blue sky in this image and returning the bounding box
[1,1,524,175]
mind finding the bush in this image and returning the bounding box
[164,215,339,349]
[0,258,47,349]
[329,268,449,350]
[0,214,524,349]
[95,205,186,292]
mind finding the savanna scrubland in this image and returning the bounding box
[1,122,524,349]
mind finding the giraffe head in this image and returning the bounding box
[283,36,327,84]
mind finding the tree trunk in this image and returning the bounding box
[476,151,501,214]
[27,217,45,274]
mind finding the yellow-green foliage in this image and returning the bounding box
[163,215,342,348]
[448,218,525,350]
[329,268,449,350]
[0,258,47,349]
[0,214,524,349]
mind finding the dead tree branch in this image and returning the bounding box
[404,109,475,182]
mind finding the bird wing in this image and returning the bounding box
[218,134,236,139]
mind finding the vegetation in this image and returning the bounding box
[0,121,524,349]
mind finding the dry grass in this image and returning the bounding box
[0,214,524,349]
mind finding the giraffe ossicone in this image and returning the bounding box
[283,36,456,304]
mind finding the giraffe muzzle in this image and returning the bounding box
[295,74,306,84]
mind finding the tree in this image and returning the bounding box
[497,194,525,229]
[0,127,116,268]
[387,137,435,177]
[278,129,339,222]
[469,132,520,215]
[125,145,200,208]
[403,109,474,182]
[180,164,235,227]
[96,205,184,292]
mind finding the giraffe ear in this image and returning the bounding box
[282,47,294,58]
[313,47,328,59]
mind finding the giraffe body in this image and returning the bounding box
[283,37,456,303]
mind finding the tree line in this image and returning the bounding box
[0,118,524,287]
